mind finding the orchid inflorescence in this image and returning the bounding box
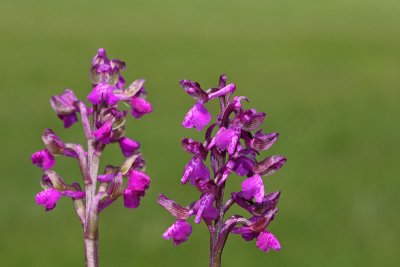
[31,48,152,267]
[158,75,287,266]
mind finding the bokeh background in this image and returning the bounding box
[1,0,399,266]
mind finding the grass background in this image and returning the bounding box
[1,0,399,266]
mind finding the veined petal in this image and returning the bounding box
[241,174,265,203]
[179,80,208,102]
[50,89,78,115]
[157,194,190,220]
[251,131,279,151]
[256,230,281,253]
[182,102,211,131]
[42,129,65,154]
[163,220,192,246]
[254,156,287,176]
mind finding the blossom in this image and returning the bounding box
[35,188,85,211]
[50,89,79,128]
[256,230,281,253]
[213,127,240,155]
[93,121,112,144]
[123,170,150,208]
[241,174,265,203]
[130,96,152,118]
[159,74,286,260]
[35,188,62,211]
[119,137,140,157]
[42,128,65,155]
[181,155,210,185]
[163,220,192,245]
[87,83,119,105]
[31,149,55,170]
[33,48,152,266]
[182,102,211,131]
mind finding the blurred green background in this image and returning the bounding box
[1,0,399,266]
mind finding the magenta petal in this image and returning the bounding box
[60,113,78,128]
[62,190,85,199]
[97,173,115,183]
[130,96,152,118]
[87,86,103,105]
[163,220,192,246]
[194,194,218,224]
[215,127,240,155]
[208,83,236,100]
[93,121,112,144]
[119,137,140,157]
[87,83,117,105]
[106,91,119,105]
[31,149,55,170]
[123,189,141,208]
[181,156,210,185]
[256,230,281,253]
[127,170,151,192]
[35,188,62,211]
[182,102,211,131]
[241,174,265,203]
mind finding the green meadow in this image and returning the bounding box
[1,0,399,266]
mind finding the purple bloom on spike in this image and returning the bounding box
[256,230,281,253]
[123,170,150,209]
[119,137,140,157]
[241,174,265,203]
[32,48,152,266]
[214,127,240,155]
[50,89,79,128]
[93,121,112,144]
[163,220,193,246]
[127,170,151,192]
[130,96,152,118]
[123,190,142,208]
[87,83,119,105]
[181,155,210,185]
[182,102,211,131]
[35,188,62,211]
[31,149,55,170]
[158,75,286,266]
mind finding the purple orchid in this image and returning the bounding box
[158,75,287,267]
[31,48,152,267]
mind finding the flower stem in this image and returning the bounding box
[210,247,222,267]
[84,238,98,267]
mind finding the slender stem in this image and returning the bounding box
[83,105,101,267]
[210,247,222,267]
[84,238,98,267]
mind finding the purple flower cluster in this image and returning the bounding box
[158,75,286,261]
[31,49,152,266]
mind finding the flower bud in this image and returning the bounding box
[42,129,65,154]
